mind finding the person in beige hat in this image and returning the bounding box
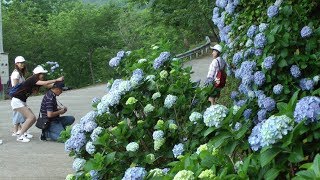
[10,65,64,142]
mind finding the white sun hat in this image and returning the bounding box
[14,56,26,64]
[210,44,222,53]
[33,65,48,74]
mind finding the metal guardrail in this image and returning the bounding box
[175,38,212,60]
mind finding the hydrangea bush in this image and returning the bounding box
[64,0,320,179]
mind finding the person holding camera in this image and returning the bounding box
[39,81,75,141]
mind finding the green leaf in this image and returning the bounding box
[280,49,288,58]
[209,132,232,148]
[288,145,304,163]
[288,90,299,109]
[313,154,320,177]
[278,59,288,68]
[264,168,280,180]
[203,127,216,137]
[106,152,116,165]
[223,141,238,155]
[260,147,282,167]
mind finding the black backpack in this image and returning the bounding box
[5,78,12,96]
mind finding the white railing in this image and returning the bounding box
[175,37,212,60]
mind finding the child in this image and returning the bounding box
[206,44,226,105]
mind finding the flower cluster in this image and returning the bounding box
[189,112,202,124]
[164,94,177,108]
[85,141,95,154]
[262,56,275,70]
[144,104,155,114]
[290,65,301,78]
[258,96,276,112]
[91,97,100,105]
[109,50,126,67]
[153,52,171,69]
[254,71,266,86]
[126,142,139,152]
[249,115,293,151]
[267,5,279,18]
[45,61,60,72]
[72,158,86,172]
[273,84,283,94]
[203,105,229,127]
[299,78,314,91]
[173,170,195,180]
[198,169,215,179]
[243,109,252,119]
[172,143,184,158]
[254,33,267,49]
[294,96,320,124]
[122,167,147,180]
[160,70,168,79]
[153,130,165,151]
[247,25,257,38]
[196,144,208,154]
[152,92,161,100]
[301,26,313,38]
[125,97,137,105]
[90,127,104,142]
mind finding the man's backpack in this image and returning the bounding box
[214,60,227,88]
[9,82,23,97]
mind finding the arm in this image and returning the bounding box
[11,79,19,87]
[47,108,67,118]
[36,76,64,86]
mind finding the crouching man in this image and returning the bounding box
[40,81,75,141]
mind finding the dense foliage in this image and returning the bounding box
[62,0,320,179]
[2,0,215,88]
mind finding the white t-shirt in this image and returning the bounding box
[207,57,226,79]
[10,69,25,86]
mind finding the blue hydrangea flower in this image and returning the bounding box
[290,65,301,78]
[85,141,95,154]
[164,94,177,108]
[235,61,256,79]
[90,127,104,142]
[247,25,258,38]
[130,69,144,86]
[92,97,101,105]
[241,74,254,85]
[248,123,263,151]
[118,80,132,95]
[153,130,164,140]
[117,50,125,58]
[231,91,239,100]
[203,104,229,127]
[72,158,86,172]
[212,7,220,19]
[254,71,266,86]
[83,121,97,133]
[294,96,320,124]
[65,132,87,152]
[153,52,171,69]
[258,96,276,112]
[257,109,267,122]
[244,48,255,58]
[273,84,283,94]
[255,49,263,56]
[122,167,147,180]
[263,56,275,70]
[225,2,236,14]
[259,23,268,32]
[301,26,313,38]
[89,170,99,180]
[109,57,121,67]
[235,99,247,107]
[233,122,242,131]
[299,78,314,91]
[172,143,184,158]
[267,5,279,18]
[243,109,252,119]
[101,91,121,107]
[254,33,267,48]
[216,0,228,8]
[232,51,243,65]
[189,112,202,124]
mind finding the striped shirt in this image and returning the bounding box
[40,90,58,119]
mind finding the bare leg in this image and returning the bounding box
[208,97,215,105]
[14,107,36,136]
[13,124,19,134]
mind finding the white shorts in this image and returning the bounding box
[11,97,27,110]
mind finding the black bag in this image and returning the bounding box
[35,113,50,129]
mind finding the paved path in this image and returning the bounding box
[0,55,211,179]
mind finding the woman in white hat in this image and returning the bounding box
[10,65,64,142]
[10,56,33,138]
[207,44,226,105]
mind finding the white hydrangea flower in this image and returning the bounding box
[203,105,229,127]
[126,142,139,152]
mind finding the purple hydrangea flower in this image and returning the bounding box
[294,96,320,123]
[267,5,279,18]
[263,56,275,70]
[238,83,250,95]
[153,52,171,69]
[247,25,258,38]
[273,84,283,94]
[258,96,276,112]
[244,48,254,58]
[290,65,301,78]
[225,3,236,14]
[255,49,263,56]
[243,109,252,119]
[254,71,266,86]
[236,99,247,107]
[301,26,313,38]
[231,91,239,100]
[257,109,267,122]
[109,57,121,67]
[117,51,125,58]
[254,33,267,49]
[232,51,243,65]
[216,0,228,8]
[299,78,314,91]
[248,123,263,151]
[122,167,147,180]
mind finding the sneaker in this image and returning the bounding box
[24,133,33,139]
[40,132,47,141]
[0,139,3,145]
[17,135,30,143]
[12,132,19,136]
